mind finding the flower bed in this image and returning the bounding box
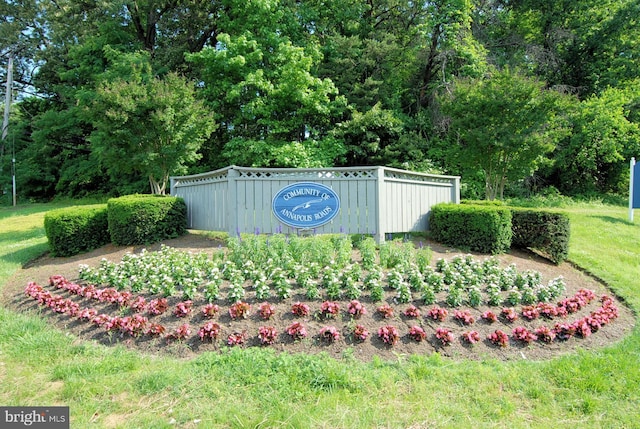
[18,234,629,361]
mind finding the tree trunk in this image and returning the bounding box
[149,175,166,195]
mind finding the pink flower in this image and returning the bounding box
[378,325,399,346]
[258,326,278,345]
[376,304,394,319]
[347,300,367,318]
[427,306,448,322]
[320,301,340,318]
[408,325,426,342]
[174,300,193,317]
[198,322,221,341]
[462,330,481,344]
[352,325,369,341]
[319,326,340,342]
[286,322,307,340]
[403,305,421,319]
[202,303,220,318]
[488,330,509,347]
[435,327,454,346]
[291,302,310,317]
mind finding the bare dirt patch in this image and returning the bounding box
[1,233,635,362]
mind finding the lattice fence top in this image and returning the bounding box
[383,167,457,184]
[235,166,377,180]
[171,166,230,187]
[172,165,458,188]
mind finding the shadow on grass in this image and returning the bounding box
[589,215,632,225]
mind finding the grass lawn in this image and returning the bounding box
[1,200,638,428]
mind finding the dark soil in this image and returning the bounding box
[1,232,635,362]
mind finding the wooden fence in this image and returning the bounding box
[170,165,460,242]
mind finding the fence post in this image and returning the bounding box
[630,157,636,223]
[227,166,239,238]
[375,166,385,243]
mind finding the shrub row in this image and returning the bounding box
[429,204,513,255]
[44,204,111,257]
[429,203,569,264]
[511,209,570,264]
[107,194,187,246]
[44,195,186,256]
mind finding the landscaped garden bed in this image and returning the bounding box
[2,232,635,362]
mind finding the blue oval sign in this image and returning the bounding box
[272,182,341,229]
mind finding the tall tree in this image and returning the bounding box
[89,50,216,194]
[439,68,571,200]
[549,83,640,195]
[189,29,347,168]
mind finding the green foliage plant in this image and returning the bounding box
[438,68,571,200]
[429,203,512,254]
[43,204,109,257]
[107,194,186,246]
[511,209,570,264]
[89,50,217,195]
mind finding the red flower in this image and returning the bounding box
[435,327,454,346]
[286,322,307,340]
[319,326,340,342]
[376,304,394,319]
[462,330,480,344]
[408,326,426,342]
[291,302,310,317]
[258,326,278,345]
[378,325,399,346]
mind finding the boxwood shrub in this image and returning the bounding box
[429,203,512,254]
[511,209,570,264]
[108,194,187,246]
[44,204,110,257]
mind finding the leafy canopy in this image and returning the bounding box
[89,50,216,194]
[440,68,571,200]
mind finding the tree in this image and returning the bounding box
[89,51,216,194]
[332,103,404,166]
[189,30,347,168]
[439,68,571,200]
[549,83,640,195]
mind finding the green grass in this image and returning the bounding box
[1,200,639,428]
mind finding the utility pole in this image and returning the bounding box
[2,53,14,204]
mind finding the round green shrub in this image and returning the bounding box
[107,194,187,246]
[44,204,109,257]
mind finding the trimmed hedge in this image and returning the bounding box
[511,209,570,264]
[429,203,513,254]
[107,194,187,246]
[44,204,110,257]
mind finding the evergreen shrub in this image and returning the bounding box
[511,209,570,264]
[44,204,110,256]
[107,194,187,246]
[429,203,512,254]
